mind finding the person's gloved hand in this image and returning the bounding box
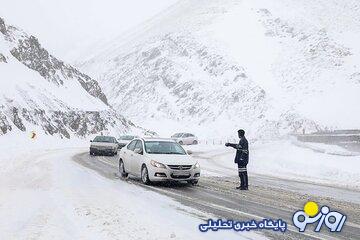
[225,143,230,147]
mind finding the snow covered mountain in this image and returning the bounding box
[0,17,135,138]
[80,0,360,139]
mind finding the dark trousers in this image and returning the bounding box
[238,163,248,188]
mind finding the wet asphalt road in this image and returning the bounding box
[72,151,360,240]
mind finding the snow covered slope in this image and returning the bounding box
[80,0,360,139]
[0,17,135,138]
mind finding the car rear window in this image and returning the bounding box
[172,133,183,137]
[119,135,136,140]
[93,136,113,143]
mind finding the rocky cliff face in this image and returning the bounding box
[0,17,108,105]
[0,106,132,138]
[0,17,135,138]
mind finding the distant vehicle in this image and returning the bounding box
[118,138,200,185]
[90,136,118,156]
[117,135,139,149]
[171,133,198,145]
[143,130,158,137]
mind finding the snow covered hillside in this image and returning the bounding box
[80,0,360,139]
[0,17,136,138]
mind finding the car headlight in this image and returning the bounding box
[150,160,166,168]
[194,162,200,169]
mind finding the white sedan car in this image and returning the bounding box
[118,138,201,185]
[117,135,139,149]
[171,133,198,145]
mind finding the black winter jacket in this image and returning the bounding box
[228,137,249,164]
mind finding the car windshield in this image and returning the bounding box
[119,135,135,140]
[144,141,186,155]
[172,133,183,138]
[93,136,113,143]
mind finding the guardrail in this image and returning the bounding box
[292,130,360,153]
[294,134,360,143]
[197,138,238,145]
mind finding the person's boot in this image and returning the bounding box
[237,174,244,190]
[243,171,249,190]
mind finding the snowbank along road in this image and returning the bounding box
[73,149,360,240]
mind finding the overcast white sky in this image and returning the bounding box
[0,0,178,61]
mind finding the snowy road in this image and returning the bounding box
[1,147,254,240]
[73,149,360,240]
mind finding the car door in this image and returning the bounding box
[188,134,195,144]
[131,140,144,176]
[123,140,136,173]
[113,137,119,149]
[111,137,116,151]
[183,133,190,144]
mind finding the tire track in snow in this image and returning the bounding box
[72,151,360,240]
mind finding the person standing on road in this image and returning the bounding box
[225,129,249,190]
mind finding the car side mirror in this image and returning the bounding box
[90,140,93,142]
[187,150,193,155]
[134,148,143,155]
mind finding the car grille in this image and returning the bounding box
[98,146,110,150]
[93,146,112,150]
[170,174,191,179]
[167,165,192,170]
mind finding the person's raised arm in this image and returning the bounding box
[225,143,242,149]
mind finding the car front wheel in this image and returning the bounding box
[119,160,128,178]
[141,165,151,185]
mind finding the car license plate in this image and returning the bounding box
[172,171,190,176]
